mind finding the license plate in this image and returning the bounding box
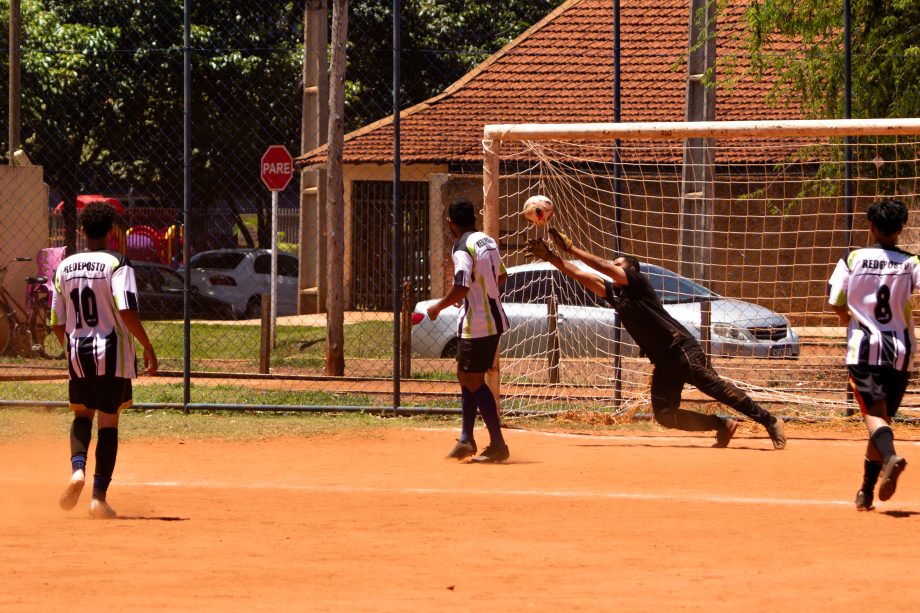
[769,345,789,357]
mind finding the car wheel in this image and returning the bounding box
[441,338,458,359]
[244,297,262,319]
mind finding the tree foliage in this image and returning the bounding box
[746,0,920,119]
[1,0,564,247]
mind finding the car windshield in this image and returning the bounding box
[158,267,184,291]
[642,264,717,304]
[501,269,605,307]
[502,263,717,307]
[191,252,245,270]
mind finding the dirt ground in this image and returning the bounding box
[2,424,920,611]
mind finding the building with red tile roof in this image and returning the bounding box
[295,0,804,311]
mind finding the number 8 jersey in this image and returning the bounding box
[51,250,139,379]
[828,246,920,371]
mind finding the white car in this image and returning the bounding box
[411,260,800,359]
[183,248,299,319]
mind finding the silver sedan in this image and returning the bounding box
[411,260,800,359]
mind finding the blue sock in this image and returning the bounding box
[460,386,477,444]
[71,455,86,472]
[473,384,505,447]
[92,474,111,501]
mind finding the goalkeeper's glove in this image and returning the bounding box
[548,227,574,253]
[525,238,556,261]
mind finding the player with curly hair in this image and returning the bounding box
[51,202,158,519]
[829,198,917,510]
[526,229,786,450]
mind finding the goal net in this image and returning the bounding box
[482,119,920,420]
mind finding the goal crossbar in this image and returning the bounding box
[484,118,920,143]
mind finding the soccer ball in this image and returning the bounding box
[522,195,554,226]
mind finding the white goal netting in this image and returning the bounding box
[483,120,920,419]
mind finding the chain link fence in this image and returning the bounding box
[0,1,567,412]
[4,1,896,420]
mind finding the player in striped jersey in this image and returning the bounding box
[427,199,510,463]
[828,198,919,510]
[51,202,158,519]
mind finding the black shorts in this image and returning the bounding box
[69,376,133,415]
[457,334,501,373]
[847,365,909,417]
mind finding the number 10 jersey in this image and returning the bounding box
[51,249,139,379]
[828,245,920,371]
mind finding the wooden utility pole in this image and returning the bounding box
[325,0,348,376]
[8,0,22,161]
[298,0,328,314]
[679,0,716,285]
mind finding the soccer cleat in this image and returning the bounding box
[855,489,875,512]
[59,469,85,511]
[712,418,739,448]
[470,444,510,464]
[88,498,117,520]
[446,439,477,460]
[766,417,786,450]
[878,455,907,502]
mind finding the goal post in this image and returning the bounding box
[482,118,920,420]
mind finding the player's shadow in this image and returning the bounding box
[115,515,190,522]
[880,510,920,519]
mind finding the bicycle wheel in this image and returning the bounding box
[0,309,10,355]
[29,303,64,359]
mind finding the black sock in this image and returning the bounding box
[459,386,477,444]
[93,427,118,501]
[862,457,883,493]
[870,426,896,464]
[70,416,92,472]
[472,385,505,447]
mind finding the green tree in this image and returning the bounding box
[2,0,563,249]
[746,0,920,119]
[346,0,565,131]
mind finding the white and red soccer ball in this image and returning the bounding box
[522,195,554,226]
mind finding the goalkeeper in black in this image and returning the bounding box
[526,230,785,449]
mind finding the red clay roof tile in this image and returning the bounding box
[297,0,798,167]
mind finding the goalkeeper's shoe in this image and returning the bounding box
[855,489,875,512]
[59,469,85,511]
[446,439,477,460]
[878,455,907,502]
[712,417,738,448]
[89,498,117,520]
[765,417,786,450]
[470,444,510,464]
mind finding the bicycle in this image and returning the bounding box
[0,257,65,359]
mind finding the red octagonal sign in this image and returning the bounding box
[261,145,293,192]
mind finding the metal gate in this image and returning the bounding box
[351,181,430,310]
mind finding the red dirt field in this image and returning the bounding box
[2,425,920,611]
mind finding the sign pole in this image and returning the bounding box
[260,144,293,353]
[271,188,279,348]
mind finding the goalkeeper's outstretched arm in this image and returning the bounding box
[526,237,607,297]
[545,253,606,298]
[549,228,627,286]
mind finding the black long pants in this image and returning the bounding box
[649,339,773,428]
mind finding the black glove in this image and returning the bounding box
[525,238,556,261]
[548,227,574,252]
